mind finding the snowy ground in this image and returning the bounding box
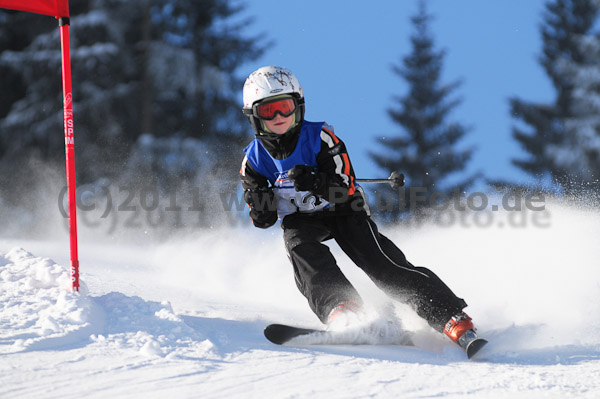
[1,201,600,399]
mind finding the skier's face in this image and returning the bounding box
[263,113,294,135]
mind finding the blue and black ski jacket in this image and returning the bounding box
[240,120,365,228]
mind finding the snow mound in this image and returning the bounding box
[0,248,214,360]
[0,247,99,353]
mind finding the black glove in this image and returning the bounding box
[243,188,277,228]
[288,165,322,192]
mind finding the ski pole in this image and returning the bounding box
[356,171,405,189]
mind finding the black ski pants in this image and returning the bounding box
[281,211,467,332]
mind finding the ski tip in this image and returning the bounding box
[466,338,488,359]
[264,323,318,345]
[264,324,289,345]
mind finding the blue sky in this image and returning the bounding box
[240,0,553,190]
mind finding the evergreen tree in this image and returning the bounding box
[0,9,63,203]
[549,29,600,196]
[510,0,600,195]
[370,1,476,218]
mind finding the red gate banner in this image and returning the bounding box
[0,0,69,17]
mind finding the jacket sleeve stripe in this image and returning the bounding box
[240,155,248,176]
[320,128,356,195]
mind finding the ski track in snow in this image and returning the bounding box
[1,202,600,398]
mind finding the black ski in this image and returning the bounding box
[264,323,487,359]
[264,324,320,345]
[264,322,415,346]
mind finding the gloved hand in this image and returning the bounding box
[243,187,277,228]
[288,164,321,192]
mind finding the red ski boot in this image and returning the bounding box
[444,312,474,343]
[443,312,488,359]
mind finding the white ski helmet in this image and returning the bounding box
[242,66,305,135]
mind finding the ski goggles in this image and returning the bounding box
[253,97,297,120]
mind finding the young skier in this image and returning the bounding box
[239,65,481,348]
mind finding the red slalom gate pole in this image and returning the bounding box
[0,2,78,291]
[59,17,80,292]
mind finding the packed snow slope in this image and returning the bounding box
[1,201,599,399]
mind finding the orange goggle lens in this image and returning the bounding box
[255,98,296,120]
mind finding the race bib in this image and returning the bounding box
[274,171,330,218]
